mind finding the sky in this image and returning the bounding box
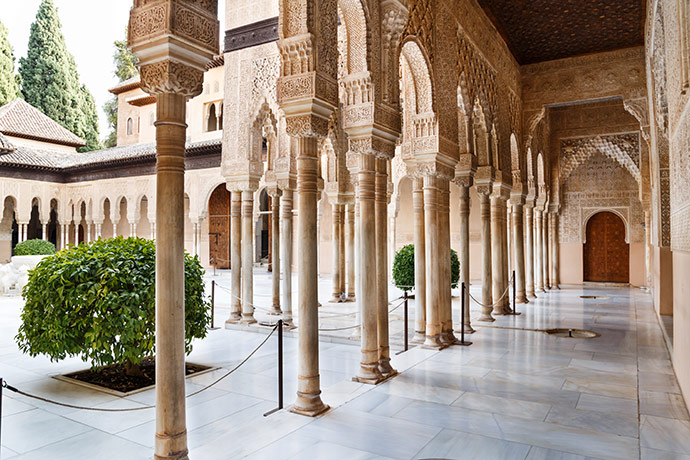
[1,0,225,142]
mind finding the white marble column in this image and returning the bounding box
[512,203,528,303]
[438,179,456,344]
[346,203,355,301]
[423,173,443,347]
[550,212,560,289]
[412,177,426,342]
[644,211,652,288]
[535,210,545,292]
[281,189,294,324]
[457,183,474,332]
[330,202,343,302]
[376,157,395,375]
[477,188,494,322]
[227,191,242,323]
[129,221,137,238]
[86,222,92,243]
[490,195,507,315]
[524,204,536,298]
[351,196,362,339]
[542,210,549,289]
[241,190,256,324]
[291,136,328,415]
[41,223,48,241]
[501,200,510,312]
[354,154,383,384]
[339,204,346,297]
[270,191,282,314]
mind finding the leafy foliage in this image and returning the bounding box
[14,239,56,256]
[103,28,139,148]
[392,244,461,291]
[16,237,211,370]
[19,0,99,151]
[0,19,20,105]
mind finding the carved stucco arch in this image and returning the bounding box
[400,39,434,115]
[582,208,630,244]
[337,0,370,75]
[560,136,641,186]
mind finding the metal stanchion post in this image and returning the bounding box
[208,280,219,330]
[1,377,3,458]
[396,291,409,355]
[264,320,283,416]
[459,283,472,346]
[508,270,521,316]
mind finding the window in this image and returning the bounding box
[126,117,133,136]
[206,104,218,132]
[205,102,223,132]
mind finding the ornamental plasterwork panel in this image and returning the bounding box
[559,149,644,245]
[560,133,641,185]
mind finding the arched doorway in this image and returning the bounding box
[584,211,629,283]
[208,184,231,269]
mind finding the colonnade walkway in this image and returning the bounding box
[1,271,689,459]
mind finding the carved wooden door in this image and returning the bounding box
[584,211,629,283]
[208,185,231,269]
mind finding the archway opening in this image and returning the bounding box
[584,211,629,283]
[257,189,270,262]
[208,184,231,268]
[28,199,42,240]
[48,199,58,246]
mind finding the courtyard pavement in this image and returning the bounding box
[1,268,689,459]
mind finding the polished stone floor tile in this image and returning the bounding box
[413,428,532,460]
[452,392,552,421]
[641,447,690,459]
[640,391,690,420]
[2,409,93,454]
[640,372,682,394]
[641,415,690,454]
[575,392,638,416]
[545,405,639,437]
[525,446,599,460]
[10,430,151,460]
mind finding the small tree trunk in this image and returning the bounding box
[125,359,143,377]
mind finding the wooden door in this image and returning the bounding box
[208,185,231,268]
[584,211,629,283]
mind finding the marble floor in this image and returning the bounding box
[1,269,689,459]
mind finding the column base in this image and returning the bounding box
[552,284,560,290]
[329,297,343,303]
[154,430,189,460]
[288,396,330,417]
[440,331,458,344]
[378,356,395,376]
[411,331,426,343]
[345,293,356,302]
[154,453,188,460]
[422,334,448,349]
[353,363,384,385]
[225,312,242,324]
[477,314,495,322]
[240,315,257,325]
[458,323,475,334]
[517,296,529,304]
[267,306,283,315]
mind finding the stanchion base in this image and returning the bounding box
[263,406,282,417]
[506,311,523,316]
[456,340,473,346]
[207,326,221,330]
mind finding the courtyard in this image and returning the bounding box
[1,271,688,460]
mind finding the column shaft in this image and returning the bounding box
[512,204,528,303]
[412,177,426,342]
[241,190,256,323]
[271,194,281,313]
[542,211,549,290]
[501,201,510,312]
[227,191,242,323]
[281,190,294,324]
[339,205,346,296]
[535,211,545,292]
[330,203,342,301]
[478,191,494,321]
[423,174,443,346]
[291,136,328,415]
[153,93,188,460]
[438,179,455,343]
[376,157,394,375]
[458,185,474,332]
[354,154,383,383]
[525,206,535,298]
[550,213,560,289]
[346,204,355,300]
[491,196,507,315]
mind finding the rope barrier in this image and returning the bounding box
[1,324,278,412]
[213,283,277,314]
[467,274,515,309]
[317,298,406,332]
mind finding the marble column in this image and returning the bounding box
[542,210,549,289]
[438,179,456,344]
[227,191,242,324]
[412,177,426,342]
[150,222,156,239]
[491,195,507,315]
[86,222,92,243]
[501,200,511,312]
[457,183,474,332]
[270,191,282,314]
[152,93,189,460]
[524,205,536,298]
[241,190,256,324]
[191,222,199,256]
[339,205,346,297]
[354,153,383,383]
[477,188,494,321]
[512,203,528,303]
[376,157,395,375]
[346,203,355,300]
[281,189,294,324]
[41,223,47,241]
[350,197,361,339]
[330,203,343,302]
[423,174,443,347]
[550,212,560,289]
[535,210,545,292]
[644,211,652,288]
[129,221,137,238]
[291,136,328,415]
[95,223,102,240]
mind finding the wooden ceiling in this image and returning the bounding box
[475,0,646,65]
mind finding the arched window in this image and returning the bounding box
[206,104,218,132]
[137,117,141,134]
[126,118,133,136]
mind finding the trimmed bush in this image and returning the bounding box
[392,244,460,291]
[15,237,210,374]
[14,238,56,256]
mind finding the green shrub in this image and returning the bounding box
[14,238,56,256]
[16,237,210,374]
[392,244,460,291]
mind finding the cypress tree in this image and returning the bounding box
[0,19,20,106]
[104,29,139,148]
[19,0,99,151]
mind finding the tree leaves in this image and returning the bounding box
[392,244,461,291]
[15,236,211,369]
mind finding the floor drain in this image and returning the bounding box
[544,328,600,339]
[580,295,611,300]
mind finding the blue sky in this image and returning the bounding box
[1,1,225,142]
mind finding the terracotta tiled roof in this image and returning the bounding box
[0,99,86,147]
[109,76,141,95]
[0,138,221,171]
